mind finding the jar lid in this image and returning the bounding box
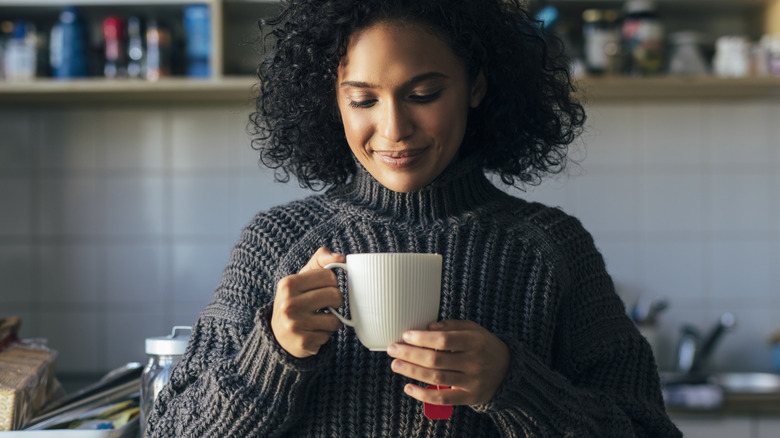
[145,326,192,356]
[583,9,619,23]
[624,0,657,14]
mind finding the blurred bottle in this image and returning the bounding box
[50,6,88,79]
[582,9,620,76]
[621,0,664,76]
[3,21,37,80]
[668,31,708,76]
[127,16,144,79]
[762,34,780,76]
[713,36,750,78]
[145,19,172,81]
[183,4,211,78]
[102,16,126,78]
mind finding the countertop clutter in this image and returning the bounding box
[0,316,140,436]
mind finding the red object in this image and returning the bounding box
[102,16,124,62]
[424,385,453,420]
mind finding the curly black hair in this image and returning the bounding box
[250,0,585,190]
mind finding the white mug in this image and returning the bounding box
[325,253,442,351]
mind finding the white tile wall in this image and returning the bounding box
[1,99,779,378]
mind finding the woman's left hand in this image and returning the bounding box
[386,319,510,406]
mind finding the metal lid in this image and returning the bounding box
[624,0,656,14]
[145,326,192,356]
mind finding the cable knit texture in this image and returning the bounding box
[146,157,681,437]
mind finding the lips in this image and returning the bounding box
[374,148,428,168]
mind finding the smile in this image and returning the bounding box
[374,148,428,168]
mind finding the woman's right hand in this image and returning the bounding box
[271,247,346,358]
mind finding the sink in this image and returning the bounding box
[661,372,780,410]
[712,372,780,394]
[661,372,780,393]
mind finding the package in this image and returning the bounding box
[0,317,62,431]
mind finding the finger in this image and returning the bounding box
[403,384,471,406]
[277,269,339,298]
[300,247,346,273]
[387,343,463,371]
[289,313,344,334]
[400,329,475,352]
[390,358,467,388]
[292,286,344,313]
[427,319,480,332]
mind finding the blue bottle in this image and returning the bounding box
[183,4,211,78]
[50,6,88,78]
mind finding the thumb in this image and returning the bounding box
[300,247,346,273]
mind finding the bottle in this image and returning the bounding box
[140,326,191,437]
[145,19,170,81]
[4,21,37,81]
[668,31,708,76]
[183,4,211,78]
[582,9,620,75]
[102,16,126,78]
[50,6,88,79]
[621,0,664,76]
[127,16,145,79]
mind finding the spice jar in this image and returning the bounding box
[621,0,664,76]
[582,9,620,75]
[140,326,191,437]
[668,31,708,76]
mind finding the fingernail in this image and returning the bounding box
[402,332,412,341]
[429,321,443,330]
[387,344,397,355]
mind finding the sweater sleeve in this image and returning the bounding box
[471,210,681,437]
[145,215,334,437]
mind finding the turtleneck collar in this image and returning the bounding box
[328,155,503,223]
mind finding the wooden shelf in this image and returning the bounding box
[0,77,259,105]
[1,76,779,104]
[576,76,780,101]
[3,76,780,105]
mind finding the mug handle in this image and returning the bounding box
[323,262,355,327]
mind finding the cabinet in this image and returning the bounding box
[0,0,279,103]
[547,0,780,100]
[1,0,780,104]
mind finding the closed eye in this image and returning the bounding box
[408,90,443,104]
[348,99,377,109]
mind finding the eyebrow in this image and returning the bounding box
[339,72,449,89]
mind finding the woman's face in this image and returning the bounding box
[337,21,486,193]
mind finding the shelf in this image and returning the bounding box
[0,77,258,104]
[2,76,780,105]
[576,76,780,101]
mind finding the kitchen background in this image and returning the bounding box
[1,0,780,436]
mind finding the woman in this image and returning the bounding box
[147,0,681,436]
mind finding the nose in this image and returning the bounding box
[378,100,413,142]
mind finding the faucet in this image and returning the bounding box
[676,312,736,375]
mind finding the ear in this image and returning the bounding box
[469,70,487,108]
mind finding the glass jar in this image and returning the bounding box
[668,31,708,76]
[621,0,664,76]
[140,326,191,437]
[582,9,620,75]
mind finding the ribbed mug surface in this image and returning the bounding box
[340,253,442,351]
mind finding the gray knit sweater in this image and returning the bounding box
[147,157,681,437]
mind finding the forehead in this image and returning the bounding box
[338,20,465,82]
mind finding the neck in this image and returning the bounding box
[329,156,502,223]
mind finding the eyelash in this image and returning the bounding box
[347,90,443,109]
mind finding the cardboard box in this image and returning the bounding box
[0,343,59,431]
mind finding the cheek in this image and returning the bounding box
[340,109,373,149]
[419,103,467,148]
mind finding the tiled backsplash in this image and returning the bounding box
[1,100,778,375]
